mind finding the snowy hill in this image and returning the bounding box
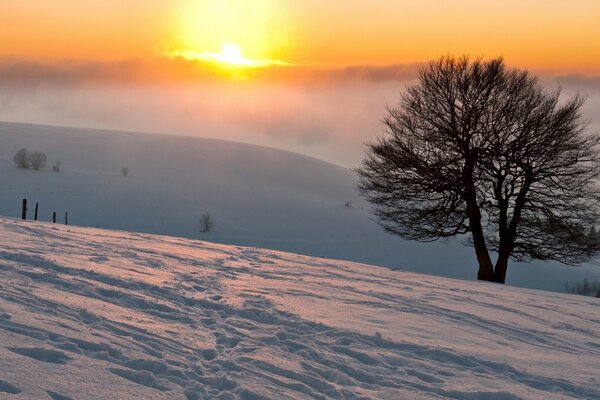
[1,121,600,291]
[0,218,598,399]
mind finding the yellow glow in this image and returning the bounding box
[170,0,292,66]
[169,43,291,68]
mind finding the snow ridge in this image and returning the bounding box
[0,218,598,399]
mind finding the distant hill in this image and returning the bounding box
[1,121,599,291]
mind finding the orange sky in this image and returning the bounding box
[1,0,600,72]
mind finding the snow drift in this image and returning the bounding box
[0,217,598,399]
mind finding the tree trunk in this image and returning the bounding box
[493,175,529,284]
[470,223,495,281]
[460,150,498,281]
[464,179,495,280]
[475,246,495,281]
[493,255,509,284]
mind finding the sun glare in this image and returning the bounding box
[221,43,244,64]
[212,42,256,66]
[169,42,290,69]
[169,0,293,70]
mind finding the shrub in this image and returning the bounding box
[28,151,48,171]
[13,148,29,169]
[565,279,600,298]
[199,212,214,233]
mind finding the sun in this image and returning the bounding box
[215,43,255,66]
[170,43,263,67]
[169,42,290,69]
[220,43,245,65]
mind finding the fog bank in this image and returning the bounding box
[0,56,598,166]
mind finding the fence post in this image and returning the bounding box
[65,212,68,226]
[34,203,39,221]
[21,199,27,220]
[53,212,56,223]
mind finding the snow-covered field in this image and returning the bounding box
[0,217,598,399]
[1,121,600,292]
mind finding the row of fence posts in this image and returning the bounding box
[21,198,68,225]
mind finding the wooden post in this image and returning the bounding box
[65,212,68,226]
[21,199,27,220]
[53,212,56,223]
[34,203,39,221]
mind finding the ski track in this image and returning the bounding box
[0,218,598,399]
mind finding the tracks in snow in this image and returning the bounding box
[0,219,599,399]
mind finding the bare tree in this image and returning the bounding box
[13,148,29,169]
[358,56,600,283]
[199,212,214,233]
[121,167,129,177]
[28,151,47,171]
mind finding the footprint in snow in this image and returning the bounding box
[7,347,71,364]
[108,368,171,392]
[0,380,21,394]
[47,391,74,400]
[89,256,110,263]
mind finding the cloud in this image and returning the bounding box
[0,56,144,86]
[0,56,422,166]
[544,74,600,132]
[2,55,600,88]
[552,74,600,91]
[0,55,423,86]
[1,56,599,167]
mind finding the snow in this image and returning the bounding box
[1,121,600,292]
[0,217,598,399]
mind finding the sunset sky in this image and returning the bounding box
[2,0,600,71]
[1,1,599,166]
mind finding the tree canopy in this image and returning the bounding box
[358,56,600,283]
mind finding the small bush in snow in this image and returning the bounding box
[28,151,48,171]
[565,279,600,298]
[122,167,129,177]
[13,148,29,169]
[200,212,214,233]
[52,161,61,172]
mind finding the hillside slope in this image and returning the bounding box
[0,218,598,399]
[1,121,600,291]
